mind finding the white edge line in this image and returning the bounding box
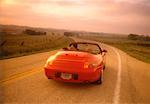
[99,42,122,104]
[111,47,122,104]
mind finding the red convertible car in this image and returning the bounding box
[44,42,107,84]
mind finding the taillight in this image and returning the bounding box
[88,64,96,69]
[84,63,89,68]
[48,61,53,65]
[84,63,97,69]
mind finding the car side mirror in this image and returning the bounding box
[102,49,107,53]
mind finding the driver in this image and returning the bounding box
[68,44,78,51]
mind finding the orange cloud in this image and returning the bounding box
[0,0,149,34]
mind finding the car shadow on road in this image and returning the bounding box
[49,80,100,89]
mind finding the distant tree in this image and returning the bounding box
[64,32,71,36]
[23,29,46,35]
[128,34,150,41]
[144,35,150,41]
[43,32,47,35]
[128,34,139,40]
[64,32,79,37]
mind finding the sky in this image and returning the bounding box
[0,0,150,34]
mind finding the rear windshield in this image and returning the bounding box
[65,43,101,54]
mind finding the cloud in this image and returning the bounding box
[113,1,150,16]
[0,0,149,34]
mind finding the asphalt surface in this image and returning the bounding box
[0,38,150,104]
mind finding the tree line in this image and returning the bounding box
[23,29,46,35]
[64,32,79,37]
[128,34,150,41]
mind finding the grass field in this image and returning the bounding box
[79,34,150,63]
[0,33,74,59]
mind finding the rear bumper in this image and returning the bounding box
[44,68,101,83]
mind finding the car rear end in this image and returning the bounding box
[45,57,102,83]
[45,68,101,83]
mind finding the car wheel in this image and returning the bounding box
[95,70,103,84]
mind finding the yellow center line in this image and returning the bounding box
[0,68,44,86]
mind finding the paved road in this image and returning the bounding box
[0,38,150,104]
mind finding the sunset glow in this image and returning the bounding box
[2,0,15,5]
[0,0,150,34]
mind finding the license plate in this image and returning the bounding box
[61,73,72,80]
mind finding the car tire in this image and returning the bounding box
[95,70,103,85]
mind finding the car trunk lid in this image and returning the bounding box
[52,51,89,70]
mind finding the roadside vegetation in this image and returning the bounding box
[0,25,74,59]
[78,34,150,63]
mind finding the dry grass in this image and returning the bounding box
[0,33,74,59]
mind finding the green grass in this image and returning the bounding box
[79,35,150,63]
[0,34,74,59]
